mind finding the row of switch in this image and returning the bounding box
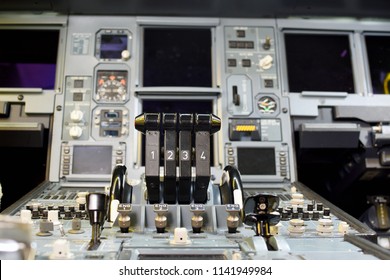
[279,152,288,177]
[227,55,274,70]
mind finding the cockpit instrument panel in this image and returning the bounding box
[95,70,128,103]
[95,29,132,61]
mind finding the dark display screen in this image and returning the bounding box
[365,35,390,94]
[100,34,128,59]
[284,33,355,93]
[237,148,276,175]
[0,29,59,89]
[142,99,213,114]
[143,28,212,87]
[72,146,112,174]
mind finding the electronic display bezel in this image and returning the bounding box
[60,142,126,181]
[141,26,214,87]
[363,33,390,94]
[283,31,356,94]
[95,29,132,61]
[228,145,289,183]
[0,28,60,89]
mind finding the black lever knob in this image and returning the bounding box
[87,193,108,226]
[244,194,280,237]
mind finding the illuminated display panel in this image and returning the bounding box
[365,35,390,94]
[284,33,355,93]
[143,28,212,87]
[0,29,59,89]
[100,34,128,59]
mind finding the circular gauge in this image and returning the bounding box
[96,70,128,103]
[257,96,277,114]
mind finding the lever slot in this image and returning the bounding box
[232,85,240,106]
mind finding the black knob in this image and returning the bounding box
[64,210,73,220]
[244,194,279,215]
[244,194,280,237]
[302,211,310,220]
[281,211,290,221]
[312,211,320,220]
[323,208,331,217]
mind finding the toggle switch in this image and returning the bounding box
[262,36,271,50]
[154,204,168,233]
[226,204,241,234]
[117,203,132,233]
[190,204,205,234]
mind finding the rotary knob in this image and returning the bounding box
[70,109,84,123]
[69,126,83,139]
[259,55,273,70]
[121,50,131,61]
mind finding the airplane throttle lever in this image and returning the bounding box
[178,113,193,204]
[135,113,161,204]
[193,113,221,203]
[163,113,177,204]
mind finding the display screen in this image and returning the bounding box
[143,28,212,87]
[284,33,355,93]
[72,146,112,174]
[237,148,276,175]
[141,99,214,166]
[365,35,390,94]
[0,29,59,89]
[100,34,128,59]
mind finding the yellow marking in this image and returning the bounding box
[235,125,256,132]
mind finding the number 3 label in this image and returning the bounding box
[181,150,190,161]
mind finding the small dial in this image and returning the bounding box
[257,96,277,114]
[96,70,128,103]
